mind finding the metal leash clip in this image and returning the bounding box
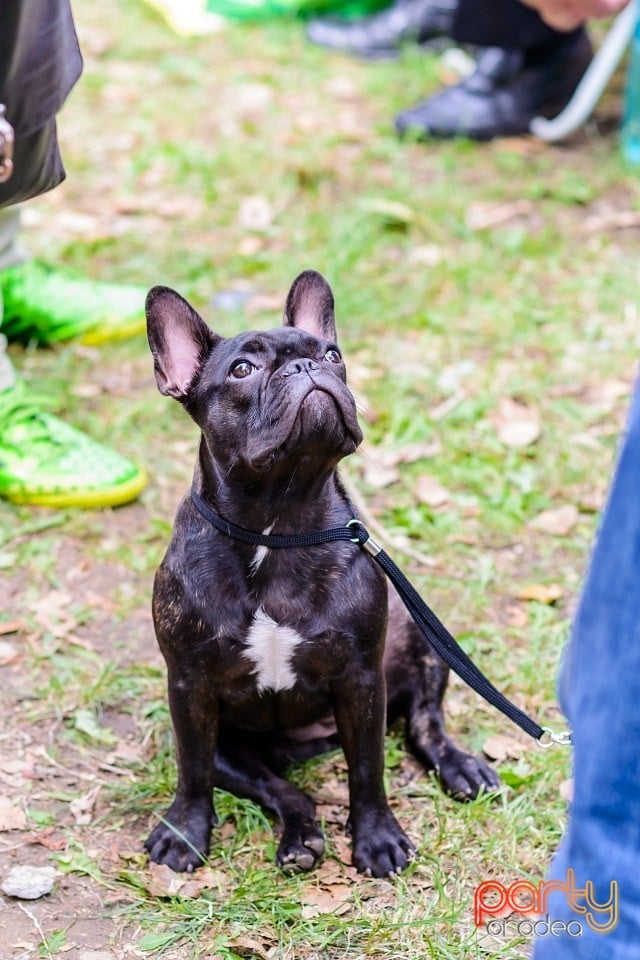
[0,105,14,184]
[538,726,573,749]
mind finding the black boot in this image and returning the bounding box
[395,31,592,140]
[306,0,457,60]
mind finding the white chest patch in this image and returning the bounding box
[243,607,304,692]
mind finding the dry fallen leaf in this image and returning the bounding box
[529,505,579,537]
[517,583,564,604]
[359,446,401,489]
[71,382,103,398]
[105,738,145,766]
[227,82,273,118]
[332,834,353,865]
[28,830,67,852]
[482,733,528,762]
[492,398,541,448]
[0,754,34,783]
[237,235,264,257]
[578,487,605,513]
[415,475,451,508]
[301,883,353,919]
[316,858,358,884]
[498,420,540,448]
[144,863,188,898]
[430,392,464,421]
[144,862,224,899]
[408,244,443,267]
[237,195,274,232]
[0,641,19,666]
[466,199,533,232]
[325,74,359,100]
[179,866,225,899]
[316,803,348,826]
[503,602,528,628]
[584,378,631,412]
[436,360,476,395]
[335,108,370,140]
[360,440,441,474]
[32,590,77,638]
[69,785,101,826]
[394,439,442,463]
[227,937,272,960]
[584,211,640,233]
[363,462,399,489]
[0,795,28,831]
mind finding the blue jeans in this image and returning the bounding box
[534,376,640,958]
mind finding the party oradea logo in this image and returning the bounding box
[474,869,618,940]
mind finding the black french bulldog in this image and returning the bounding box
[144,270,499,878]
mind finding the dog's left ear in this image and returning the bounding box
[146,286,220,400]
[284,270,337,342]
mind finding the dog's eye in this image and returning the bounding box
[324,348,342,364]
[230,360,255,379]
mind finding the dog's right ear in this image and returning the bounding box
[146,286,220,400]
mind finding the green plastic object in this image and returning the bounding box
[205,0,388,20]
[140,0,388,33]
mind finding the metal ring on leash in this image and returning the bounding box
[537,727,573,749]
[347,518,382,556]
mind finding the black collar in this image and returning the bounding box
[190,488,379,553]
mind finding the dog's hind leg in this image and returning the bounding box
[214,734,325,873]
[385,603,501,799]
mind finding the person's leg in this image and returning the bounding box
[0,206,146,508]
[450,0,579,48]
[0,206,28,272]
[0,206,26,392]
[534,377,640,957]
[0,331,15,394]
[396,0,592,140]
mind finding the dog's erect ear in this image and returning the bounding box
[283,270,337,342]
[146,286,220,400]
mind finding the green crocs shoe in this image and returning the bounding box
[0,383,147,508]
[0,261,146,346]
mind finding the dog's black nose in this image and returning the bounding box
[280,358,320,378]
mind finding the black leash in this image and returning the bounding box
[190,489,570,748]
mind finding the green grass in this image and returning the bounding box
[1,1,638,957]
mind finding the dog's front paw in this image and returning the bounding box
[437,746,501,800]
[145,800,216,873]
[277,817,325,874]
[352,809,415,878]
